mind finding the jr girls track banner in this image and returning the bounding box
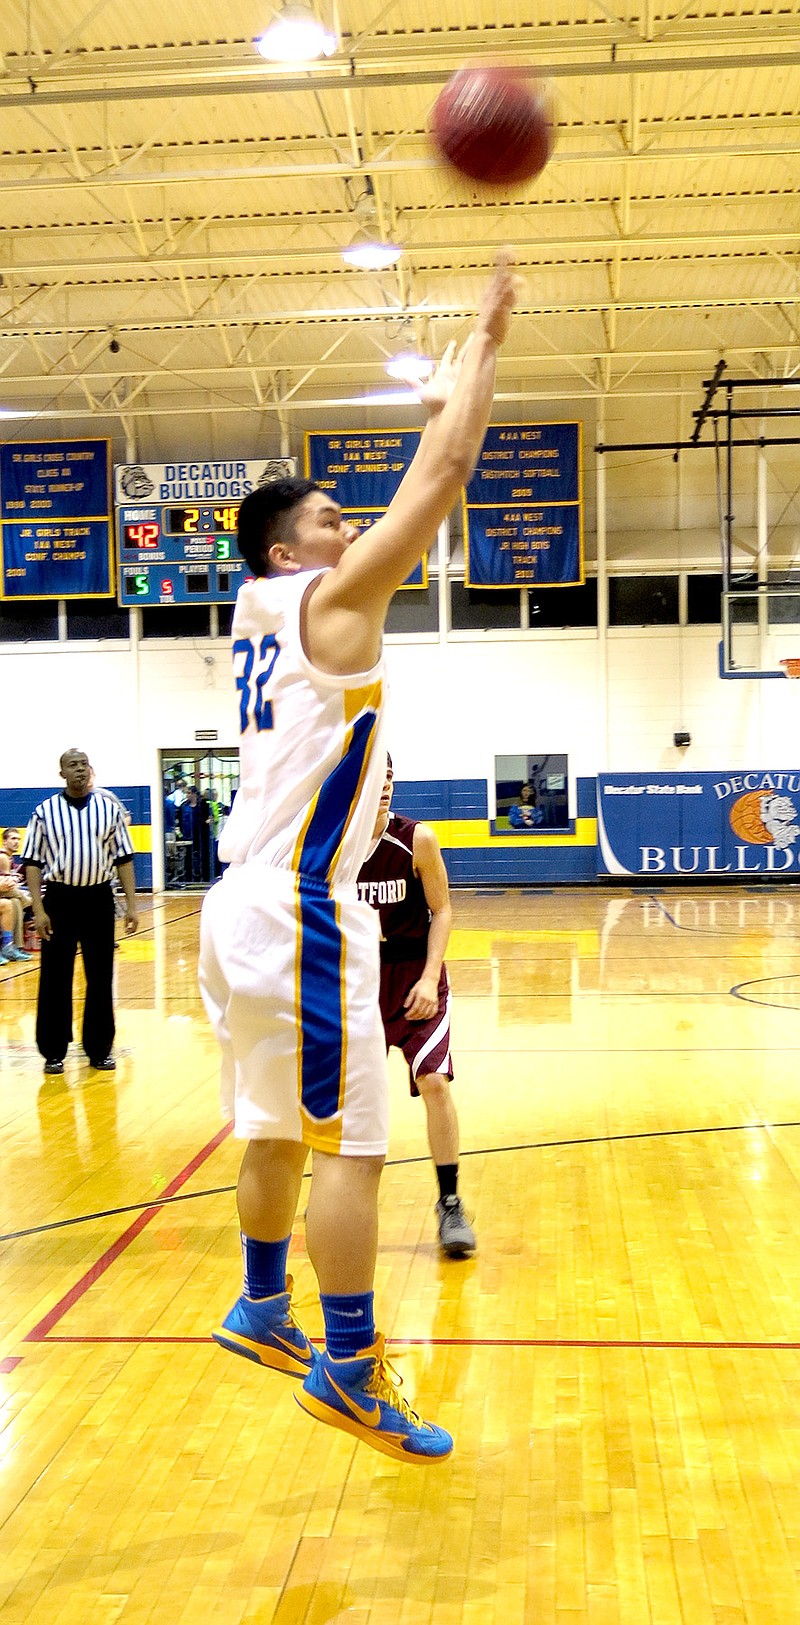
[597,770,800,876]
[305,430,425,588]
[0,439,112,599]
[464,423,583,588]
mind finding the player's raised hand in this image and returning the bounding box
[476,248,519,346]
[417,339,465,415]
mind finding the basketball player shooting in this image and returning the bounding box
[199,252,517,1464]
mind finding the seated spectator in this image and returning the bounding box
[508,781,545,829]
[3,827,27,880]
[0,849,32,962]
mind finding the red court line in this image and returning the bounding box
[24,1121,234,1343]
[0,1356,23,1372]
[31,1334,800,1352]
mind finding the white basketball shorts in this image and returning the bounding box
[199,863,389,1155]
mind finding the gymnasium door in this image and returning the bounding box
[161,748,240,890]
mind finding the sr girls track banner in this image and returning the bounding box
[305,430,425,588]
[464,422,583,588]
[597,770,800,876]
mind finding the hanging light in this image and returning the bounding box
[256,4,337,63]
[341,192,401,270]
[385,350,434,384]
[342,233,402,271]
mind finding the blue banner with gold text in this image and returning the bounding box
[0,439,112,598]
[305,429,425,589]
[464,422,582,588]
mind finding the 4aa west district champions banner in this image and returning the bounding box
[464,422,583,588]
[597,771,800,876]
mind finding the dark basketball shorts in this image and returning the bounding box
[379,959,453,1097]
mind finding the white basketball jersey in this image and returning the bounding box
[218,570,386,890]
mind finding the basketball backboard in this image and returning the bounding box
[720,586,800,679]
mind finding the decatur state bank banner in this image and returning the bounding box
[597,770,800,876]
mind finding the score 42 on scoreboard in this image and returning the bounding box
[113,458,296,606]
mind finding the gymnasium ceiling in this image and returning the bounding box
[1,0,799,453]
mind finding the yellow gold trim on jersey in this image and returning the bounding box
[343,679,382,726]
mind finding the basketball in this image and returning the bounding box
[431,65,554,187]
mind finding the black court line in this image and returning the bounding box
[731,974,800,1012]
[4,1116,800,1245]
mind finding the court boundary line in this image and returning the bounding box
[22,1120,233,1343]
[6,1116,800,1244]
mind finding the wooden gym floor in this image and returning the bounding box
[3,885,800,1624]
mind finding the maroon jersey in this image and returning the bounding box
[356,812,430,962]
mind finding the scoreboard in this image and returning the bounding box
[113,458,296,606]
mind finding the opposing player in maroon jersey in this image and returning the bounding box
[357,755,476,1257]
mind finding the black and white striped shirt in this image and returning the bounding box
[21,792,135,887]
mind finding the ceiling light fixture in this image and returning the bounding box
[342,234,402,271]
[384,350,434,385]
[256,4,337,63]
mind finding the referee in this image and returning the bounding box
[22,747,139,1076]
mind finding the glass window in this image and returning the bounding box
[141,605,212,639]
[495,752,569,832]
[66,599,131,640]
[609,575,679,626]
[385,579,439,634]
[451,582,521,631]
[528,579,597,628]
[686,574,722,625]
[0,601,59,641]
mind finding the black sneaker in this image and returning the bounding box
[43,1058,64,1075]
[89,1055,116,1071]
[435,1195,476,1257]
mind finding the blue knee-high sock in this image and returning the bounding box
[241,1233,291,1299]
[320,1291,375,1359]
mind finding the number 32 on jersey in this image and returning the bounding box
[233,636,280,733]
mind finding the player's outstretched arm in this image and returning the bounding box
[404,824,453,1023]
[308,254,517,671]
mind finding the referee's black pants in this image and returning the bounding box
[36,882,116,1064]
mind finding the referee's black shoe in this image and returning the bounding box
[43,1058,64,1075]
[89,1054,116,1071]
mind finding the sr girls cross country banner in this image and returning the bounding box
[0,439,112,598]
[597,770,800,876]
[464,422,583,588]
[305,430,426,588]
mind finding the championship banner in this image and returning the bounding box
[597,770,800,876]
[464,422,583,588]
[0,438,112,599]
[305,430,425,590]
[466,505,581,587]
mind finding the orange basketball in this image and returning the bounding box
[729,792,771,843]
[431,65,554,188]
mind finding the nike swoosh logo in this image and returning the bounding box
[328,1373,381,1427]
[272,1329,309,1356]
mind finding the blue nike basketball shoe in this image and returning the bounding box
[295,1334,453,1462]
[212,1277,317,1378]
